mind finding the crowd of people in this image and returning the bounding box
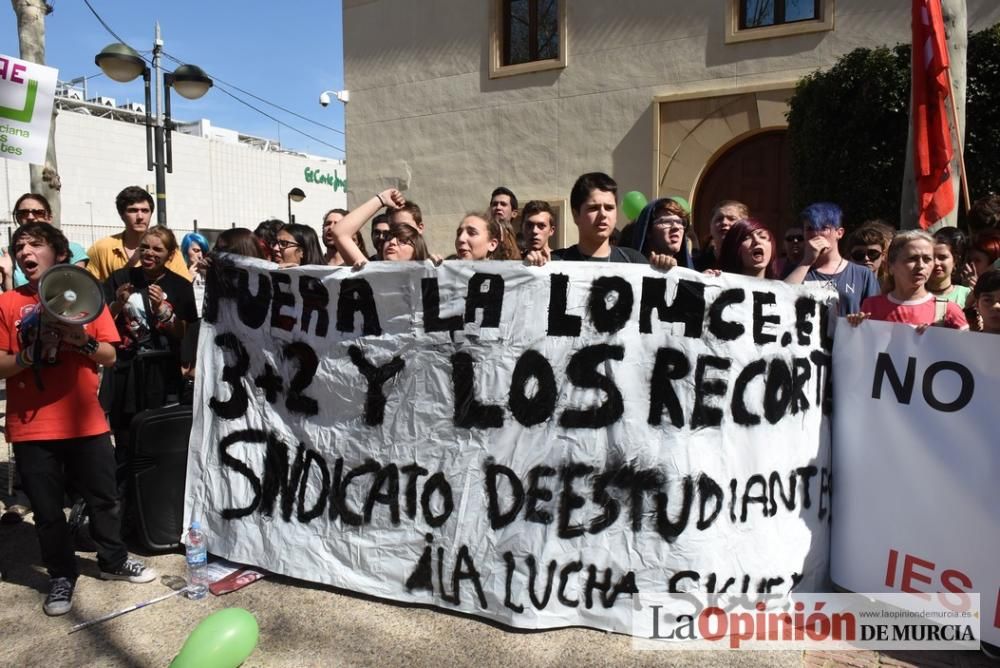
[0,172,998,618]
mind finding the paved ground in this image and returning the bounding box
[0,516,803,668]
[1,524,993,668]
[0,384,994,667]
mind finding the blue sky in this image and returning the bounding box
[5,0,345,158]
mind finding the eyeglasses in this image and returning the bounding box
[273,239,300,250]
[372,230,391,240]
[851,248,883,263]
[651,216,686,230]
[14,208,47,220]
[785,235,804,243]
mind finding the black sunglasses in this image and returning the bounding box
[15,208,48,220]
[851,248,883,263]
[784,234,803,243]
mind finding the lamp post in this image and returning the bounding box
[95,23,213,227]
[287,187,306,223]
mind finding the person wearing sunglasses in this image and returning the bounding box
[779,226,804,278]
[626,196,695,268]
[369,213,391,260]
[0,193,89,291]
[273,223,325,267]
[845,219,894,288]
[846,230,968,332]
[330,189,429,266]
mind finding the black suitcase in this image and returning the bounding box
[127,404,193,551]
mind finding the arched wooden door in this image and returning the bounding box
[692,130,793,246]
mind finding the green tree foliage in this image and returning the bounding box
[787,46,910,229]
[964,25,1000,198]
[787,24,1000,230]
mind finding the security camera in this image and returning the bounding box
[319,91,331,107]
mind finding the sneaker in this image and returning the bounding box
[44,577,75,616]
[100,558,157,583]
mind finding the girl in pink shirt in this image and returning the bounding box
[847,230,969,332]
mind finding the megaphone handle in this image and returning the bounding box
[29,338,46,392]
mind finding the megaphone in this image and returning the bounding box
[18,264,106,366]
[37,264,105,324]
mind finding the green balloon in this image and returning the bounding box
[669,196,691,214]
[171,608,259,668]
[622,191,648,221]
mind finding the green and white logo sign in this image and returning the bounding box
[304,166,347,191]
[0,54,57,165]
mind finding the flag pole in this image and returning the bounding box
[944,65,972,211]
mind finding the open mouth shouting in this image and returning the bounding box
[19,258,40,278]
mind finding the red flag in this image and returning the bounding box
[911,0,955,229]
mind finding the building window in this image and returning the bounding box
[490,0,567,79]
[727,0,834,44]
[741,0,819,29]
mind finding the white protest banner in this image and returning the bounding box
[831,321,999,647]
[0,54,57,164]
[185,258,837,634]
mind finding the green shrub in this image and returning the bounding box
[787,24,1000,230]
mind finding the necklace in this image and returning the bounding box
[811,259,846,291]
[929,280,952,295]
[813,258,845,278]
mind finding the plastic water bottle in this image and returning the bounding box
[185,521,209,600]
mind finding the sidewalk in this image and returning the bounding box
[0,516,802,668]
[0,383,994,667]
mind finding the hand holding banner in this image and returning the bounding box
[186,258,838,634]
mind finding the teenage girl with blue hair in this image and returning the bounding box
[180,232,209,317]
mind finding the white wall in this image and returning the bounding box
[0,111,346,247]
[342,0,1000,253]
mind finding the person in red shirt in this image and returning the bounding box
[0,222,156,617]
[846,230,969,331]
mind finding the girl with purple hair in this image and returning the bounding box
[718,218,780,279]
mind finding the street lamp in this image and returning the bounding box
[95,24,213,227]
[287,188,306,224]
